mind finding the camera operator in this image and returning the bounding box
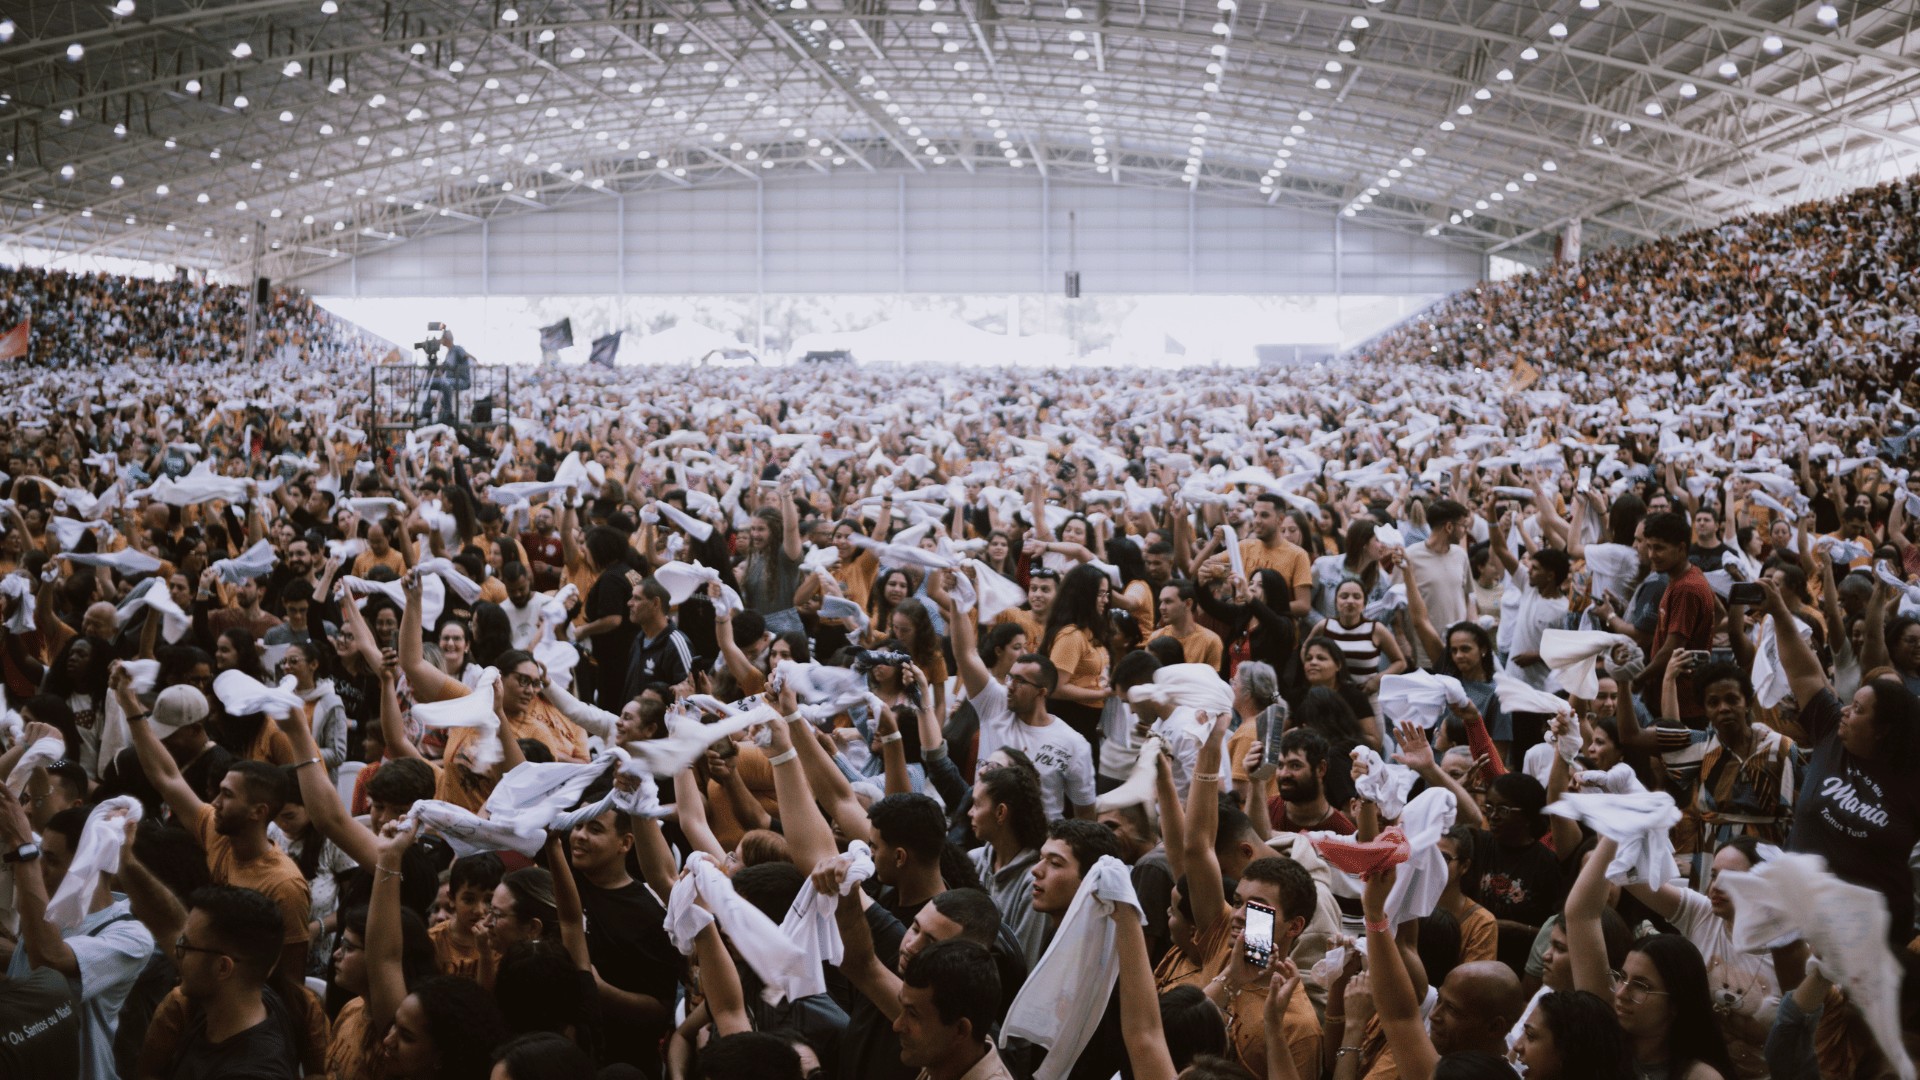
[419,327,475,426]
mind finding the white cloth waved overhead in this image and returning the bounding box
[1376,786,1457,927]
[1493,672,1573,719]
[405,799,549,858]
[1717,853,1913,1080]
[965,560,1028,625]
[0,574,31,634]
[118,578,190,644]
[624,701,781,776]
[653,561,743,613]
[44,797,143,931]
[486,481,572,507]
[665,852,815,1005]
[130,461,249,506]
[1220,524,1246,582]
[1873,562,1920,607]
[49,517,112,551]
[549,756,674,834]
[1094,737,1164,814]
[846,532,960,571]
[345,497,407,522]
[413,668,503,769]
[1538,629,1636,699]
[1351,746,1418,820]
[1575,764,1647,795]
[1001,856,1142,1080]
[58,549,163,577]
[211,539,278,584]
[1364,583,1408,622]
[1377,671,1470,730]
[6,735,66,797]
[1750,613,1810,710]
[648,500,716,542]
[1543,792,1682,887]
[471,756,618,845]
[552,451,607,496]
[342,574,446,633]
[97,659,161,775]
[779,840,876,1000]
[1125,663,1235,717]
[212,670,305,720]
[417,558,484,604]
[799,545,839,574]
[819,595,870,635]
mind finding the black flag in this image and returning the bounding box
[589,331,622,369]
[539,318,574,353]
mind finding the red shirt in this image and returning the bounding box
[1654,563,1715,720]
[1267,800,1357,836]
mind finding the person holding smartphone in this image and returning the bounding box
[1183,711,1324,1079]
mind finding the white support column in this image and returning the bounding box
[617,194,627,295]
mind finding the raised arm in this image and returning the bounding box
[1564,835,1617,997]
[1858,578,1896,684]
[1114,903,1178,1080]
[376,659,427,764]
[1390,720,1483,828]
[116,662,207,825]
[365,820,419,1039]
[672,767,730,864]
[399,570,464,703]
[117,821,187,954]
[778,486,803,563]
[933,570,992,699]
[823,856,902,1018]
[1181,710,1232,935]
[692,920,753,1037]
[1361,869,1439,1080]
[0,793,86,976]
[1399,553,1446,663]
[1757,578,1831,710]
[766,681,839,871]
[276,695,381,868]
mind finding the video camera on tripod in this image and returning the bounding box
[416,321,447,366]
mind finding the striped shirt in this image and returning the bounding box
[1320,619,1382,678]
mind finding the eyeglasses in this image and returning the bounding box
[1610,971,1669,1005]
[1485,803,1520,819]
[509,672,547,689]
[174,936,231,962]
[1008,674,1045,691]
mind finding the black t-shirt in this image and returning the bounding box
[163,987,301,1080]
[98,743,237,824]
[1467,830,1565,929]
[576,874,680,1072]
[588,566,642,709]
[1790,688,1920,943]
[1688,543,1736,573]
[839,905,912,1080]
[0,967,81,1073]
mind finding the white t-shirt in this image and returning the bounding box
[973,679,1096,818]
[1150,706,1206,801]
[1404,540,1470,665]
[1671,887,1781,1026]
[504,595,545,650]
[1502,582,1568,691]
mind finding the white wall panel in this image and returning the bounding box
[294,172,1484,297]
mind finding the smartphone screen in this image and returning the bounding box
[1243,898,1276,968]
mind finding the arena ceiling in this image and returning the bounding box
[2,0,1918,280]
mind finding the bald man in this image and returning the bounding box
[1428,961,1527,1058]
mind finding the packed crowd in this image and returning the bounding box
[0,266,392,369]
[0,172,1918,1080]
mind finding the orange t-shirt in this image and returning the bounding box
[191,804,311,948]
[429,919,492,981]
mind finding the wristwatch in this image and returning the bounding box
[4,843,41,864]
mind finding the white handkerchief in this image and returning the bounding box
[1542,792,1682,887]
[118,578,190,644]
[1126,664,1235,717]
[965,560,1028,625]
[417,558,483,603]
[1377,671,1469,730]
[1493,672,1573,719]
[413,670,502,769]
[1538,629,1635,699]
[211,539,278,584]
[212,670,305,719]
[1718,854,1913,1080]
[58,549,163,577]
[1351,746,1418,819]
[653,561,743,613]
[1000,857,1142,1080]
[778,840,876,1000]
[44,797,143,931]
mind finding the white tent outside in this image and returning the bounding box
[627,323,752,366]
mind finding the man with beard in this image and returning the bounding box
[123,664,311,985]
[1266,728,1355,836]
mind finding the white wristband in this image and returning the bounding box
[767,748,799,766]
[875,731,904,746]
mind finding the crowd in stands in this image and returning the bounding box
[0,174,1917,1080]
[0,266,391,368]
